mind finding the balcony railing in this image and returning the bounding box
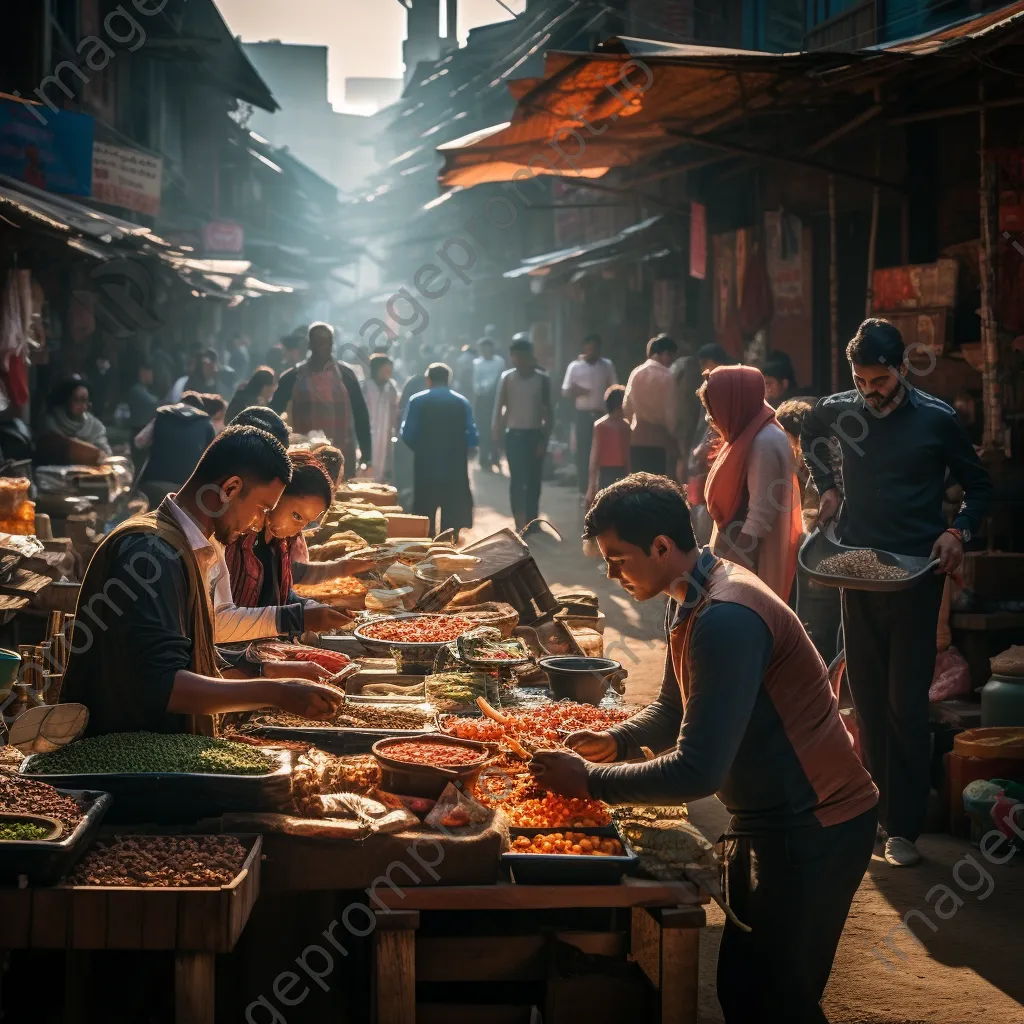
[805,0,878,51]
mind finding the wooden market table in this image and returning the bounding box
[0,835,262,1024]
[369,879,708,1024]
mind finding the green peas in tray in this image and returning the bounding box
[27,732,277,777]
[0,822,51,841]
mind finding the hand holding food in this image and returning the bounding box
[564,730,619,763]
[273,679,344,721]
[529,749,592,800]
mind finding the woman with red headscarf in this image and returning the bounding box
[700,365,803,602]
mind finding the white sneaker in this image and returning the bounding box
[884,837,921,867]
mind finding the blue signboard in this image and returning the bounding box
[0,99,94,196]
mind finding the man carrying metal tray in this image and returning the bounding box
[800,318,992,867]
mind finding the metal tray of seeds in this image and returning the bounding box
[248,725,434,756]
[0,789,111,886]
[19,750,294,824]
[503,825,639,885]
[798,526,939,593]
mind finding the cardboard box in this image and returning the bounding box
[385,513,431,539]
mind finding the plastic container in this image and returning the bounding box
[20,749,294,824]
[372,735,491,800]
[503,826,639,885]
[944,729,1024,838]
[981,673,1024,727]
[0,790,111,886]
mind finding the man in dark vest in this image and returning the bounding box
[400,362,478,540]
[532,474,878,1024]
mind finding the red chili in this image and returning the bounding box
[384,741,482,767]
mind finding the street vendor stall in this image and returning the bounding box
[0,562,715,1023]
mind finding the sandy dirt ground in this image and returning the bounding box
[462,464,1024,1024]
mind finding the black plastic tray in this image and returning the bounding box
[19,750,293,824]
[503,825,638,885]
[248,726,432,756]
[0,789,111,886]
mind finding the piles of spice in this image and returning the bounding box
[68,836,249,887]
[0,776,84,830]
[817,549,910,581]
[360,615,472,644]
[0,822,52,841]
[511,832,624,856]
[381,740,485,768]
[29,733,278,777]
[260,701,433,731]
[503,794,612,828]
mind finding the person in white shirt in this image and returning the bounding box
[472,337,506,471]
[623,333,679,476]
[561,333,617,493]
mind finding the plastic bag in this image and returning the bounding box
[425,782,496,832]
[929,646,971,702]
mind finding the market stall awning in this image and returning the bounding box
[503,215,663,279]
[438,8,1024,190]
[437,46,866,188]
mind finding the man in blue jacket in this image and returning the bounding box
[401,362,478,540]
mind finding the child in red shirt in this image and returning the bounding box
[586,385,631,505]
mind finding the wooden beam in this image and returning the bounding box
[889,94,1024,127]
[664,128,904,192]
[829,175,840,394]
[803,102,884,157]
[977,81,1003,451]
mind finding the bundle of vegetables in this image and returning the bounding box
[425,671,489,710]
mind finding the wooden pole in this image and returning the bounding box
[829,174,840,393]
[977,80,1002,450]
[865,130,881,318]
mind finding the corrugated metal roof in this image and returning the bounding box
[881,0,1024,54]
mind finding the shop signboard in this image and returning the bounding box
[91,143,162,216]
[0,99,94,196]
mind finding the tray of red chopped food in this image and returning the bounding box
[353,613,474,657]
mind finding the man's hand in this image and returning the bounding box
[529,750,592,799]
[817,487,840,526]
[564,730,618,764]
[304,605,354,633]
[930,530,964,575]
[271,679,344,721]
[262,660,329,683]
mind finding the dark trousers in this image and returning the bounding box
[573,410,601,492]
[505,428,544,530]
[629,445,666,476]
[474,391,498,467]
[717,806,877,1023]
[841,573,945,840]
[796,568,843,663]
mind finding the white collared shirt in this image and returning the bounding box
[166,496,280,643]
[562,357,617,411]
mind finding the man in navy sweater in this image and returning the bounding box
[800,318,992,867]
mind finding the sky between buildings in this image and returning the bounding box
[218,0,527,112]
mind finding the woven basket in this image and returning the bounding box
[456,602,519,638]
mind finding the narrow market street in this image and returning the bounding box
[466,464,1024,1024]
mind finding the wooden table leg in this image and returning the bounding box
[64,951,90,1024]
[631,906,706,1024]
[372,910,419,1024]
[175,952,216,1024]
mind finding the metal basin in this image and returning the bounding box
[799,526,939,593]
[538,656,624,706]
